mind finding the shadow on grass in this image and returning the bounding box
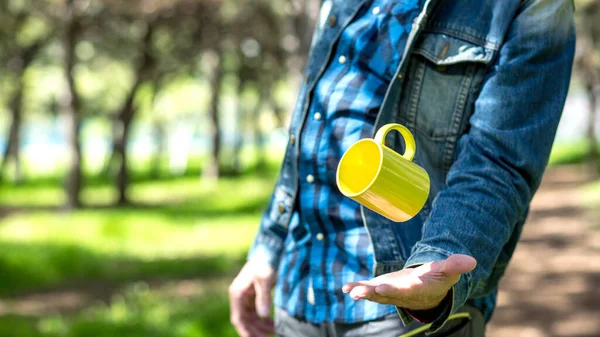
[0,241,245,337]
[0,290,238,337]
[0,241,245,298]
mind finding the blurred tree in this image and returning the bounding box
[98,0,214,203]
[0,0,318,192]
[113,20,156,205]
[86,2,160,205]
[225,0,289,174]
[286,0,320,73]
[0,0,52,183]
[62,0,85,209]
[203,46,224,180]
[575,0,600,175]
[231,68,247,174]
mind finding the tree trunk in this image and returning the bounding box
[202,50,224,181]
[114,22,155,205]
[253,90,268,171]
[231,79,245,174]
[289,0,319,72]
[586,82,599,175]
[578,11,600,176]
[114,83,143,205]
[0,41,43,183]
[1,80,23,183]
[115,104,134,206]
[63,0,83,209]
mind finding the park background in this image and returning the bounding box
[1,0,599,336]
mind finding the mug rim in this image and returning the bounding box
[336,138,383,198]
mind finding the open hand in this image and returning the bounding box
[342,254,476,310]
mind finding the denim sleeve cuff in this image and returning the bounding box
[247,231,285,270]
[396,248,472,334]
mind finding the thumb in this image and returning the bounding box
[254,276,273,318]
[436,254,477,278]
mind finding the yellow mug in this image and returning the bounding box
[336,123,430,222]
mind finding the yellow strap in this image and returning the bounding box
[398,312,471,337]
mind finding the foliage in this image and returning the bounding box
[548,141,599,166]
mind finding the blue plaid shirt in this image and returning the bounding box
[273,0,425,324]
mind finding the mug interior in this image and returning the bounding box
[337,140,382,197]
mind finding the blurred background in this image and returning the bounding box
[0,0,598,336]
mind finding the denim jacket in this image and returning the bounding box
[248,0,575,330]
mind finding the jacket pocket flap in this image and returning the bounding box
[413,33,494,66]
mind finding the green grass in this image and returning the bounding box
[0,282,238,337]
[0,167,279,336]
[0,173,276,294]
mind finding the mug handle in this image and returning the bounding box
[374,123,416,161]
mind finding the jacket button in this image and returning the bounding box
[306,174,315,183]
[397,72,404,80]
[313,112,322,120]
[328,15,336,27]
[278,203,285,214]
[316,233,324,241]
[290,134,296,145]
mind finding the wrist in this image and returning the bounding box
[403,289,453,323]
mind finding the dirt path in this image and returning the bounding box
[487,165,600,337]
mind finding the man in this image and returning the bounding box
[229,0,575,336]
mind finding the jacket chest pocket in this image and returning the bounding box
[396,32,496,169]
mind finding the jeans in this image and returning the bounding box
[274,305,485,337]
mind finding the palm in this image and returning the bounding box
[342,254,476,310]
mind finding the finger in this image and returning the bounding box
[342,280,375,293]
[243,313,274,337]
[230,289,258,337]
[349,284,377,300]
[258,316,275,328]
[242,290,257,311]
[255,318,276,335]
[254,278,273,319]
[441,254,477,276]
[245,325,266,337]
[362,291,395,305]
[236,311,273,337]
[230,315,255,337]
